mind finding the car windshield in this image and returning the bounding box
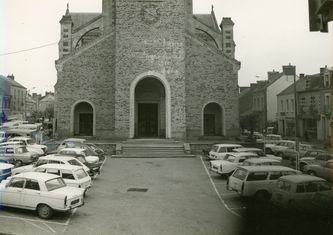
[45,177,66,191]
[76,156,86,163]
[27,139,36,145]
[211,146,219,152]
[75,169,88,179]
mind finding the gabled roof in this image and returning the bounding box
[0,75,26,90]
[70,13,101,31]
[193,13,220,32]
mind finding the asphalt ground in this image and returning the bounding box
[0,156,243,235]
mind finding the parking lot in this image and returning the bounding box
[1,155,332,235]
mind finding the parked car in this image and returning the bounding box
[52,152,100,176]
[35,164,92,195]
[301,190,333,220]
[0,145,39,167]
[210,152,258,175]
[0,172,85,219]
[302,149,331,159]
[56,138,86,152]
[276,144,313,160]
[232,147,282,161]
[303,160,333,181]
[85,143,105,156]
[7,137,47,155]
[271,174,332,209]
[0,141,44,157]
[227,165,298,200]
[242,158,281,166]
[265,140,295,155]
[208,144,243,160]
[0,163,14,181]
[0,131,6,143]
[58,148,100,164]
[12,155,91,176]
[257,134,282,144]
[296,153,333,172]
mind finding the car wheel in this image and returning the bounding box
[307,170,317,176]
[254,190,270,202]
[37,204,53,219]
[14,160,23,167]
[265,148,272,154]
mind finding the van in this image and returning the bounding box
[35,164,92,195]
[227,165,298,200]
[271,174,332,208]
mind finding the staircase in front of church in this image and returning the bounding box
[113,139,195,158]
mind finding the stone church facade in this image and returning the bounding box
[54,0,240,140]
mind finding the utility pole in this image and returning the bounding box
[284,64,299,170]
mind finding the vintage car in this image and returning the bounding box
[264,140,295,155]
[58,148,100,164]
[208,144,243,160]
[256,134,282,144]
[7,137,47,155]
[294,153,333,172]
[271,174,332,209]
[0,145,39,166]
[210,152,258,175]
[227,165,297,200]
[301,190,333,220]
[242,158,281,166]
[56,138,86,152]
[276,144,313,160]
[0,172,85,219]
[303,160,333,181]
[35,164,92,195]
[12,155,91,176]
[0,163,14,181]
[232,147,282,161]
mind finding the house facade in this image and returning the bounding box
[54,0,241,140]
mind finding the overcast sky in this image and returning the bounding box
[0,0,332,94]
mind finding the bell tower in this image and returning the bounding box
[59,4,73,58]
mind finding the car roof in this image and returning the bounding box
[64,138,86,142]
[234,148,261,152]
[227,152,258,157]
[0,163,14,169]
[37,164,82,170]
[9,137,30,140]
[244,158,279,163]
[266,134,281,137]
[40,154,77,161]
[213,144,242,147]
[238,165,295,172]
[14,172,60,181]
[59,148,84,153]
[279,174,326,183]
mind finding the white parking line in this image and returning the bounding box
[0,215,67,226]
[200,156,243,219]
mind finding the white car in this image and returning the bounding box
[232,147,282,161]
[242,158,281,166]
[210,152,258,175]
[265,140,295,155]
[1,140,44,157]
[208,144,243,160]
[256,134,282,144]
[58,148,99,164]
[35,164,92,194]
[0,172,84,219]
[8,137,47,155]
[56,138,86,152]
[12,155,90,176]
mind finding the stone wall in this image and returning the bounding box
[55,34,116,138]
[185,35,240,138]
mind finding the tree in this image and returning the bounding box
[240,111,261,133]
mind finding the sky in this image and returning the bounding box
[0,0,332,94]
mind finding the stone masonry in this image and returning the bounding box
[54,0,240,140]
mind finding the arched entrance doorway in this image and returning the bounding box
[134,77,166,138]
[73,101,94,136]
[203,102,223,136]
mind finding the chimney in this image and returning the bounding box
[320,65,327,74]
[299,73,305,79]
[282,64,296,76]
[267,70,280,82]
[7,74,14,80]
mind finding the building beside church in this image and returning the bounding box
[54,0,240,140]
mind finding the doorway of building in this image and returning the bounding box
[73,102,94,136]
[138,103,158,137]
[134,77,166,138]
[203,102,223,136]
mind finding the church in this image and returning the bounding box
[54,0,240,140]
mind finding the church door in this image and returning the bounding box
[79,113,93,136]
[138,103,158,137]
[204,114,215,136]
